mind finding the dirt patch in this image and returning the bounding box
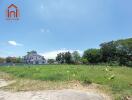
[0,89,110,100]
[0,79,15,88]
[0,79,111,100]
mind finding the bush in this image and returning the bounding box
[108,61,119,66]
[80,58,89,64]
[126,61,132,67]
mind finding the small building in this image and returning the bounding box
[23,51,46,64]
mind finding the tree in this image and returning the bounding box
[100,41,118,63]
[6,57,22,63]
[83,49,101,64]
[6,57,12,63]
[72,51,81,64]
[56,53,65,64]
[100,38,132,66]
[47,59,55,64]
[0,57,5,63]
[15,57,22,63]
[116,38,132,66]
[56,52,73,64]
[64,52,72,64]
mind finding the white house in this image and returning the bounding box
[23,51,46,64]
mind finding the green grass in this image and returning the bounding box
[0,65,132,99]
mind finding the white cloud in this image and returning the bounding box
[8,41,23,46]
[40,49,83,59]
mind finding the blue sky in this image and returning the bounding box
[0,0,132,59]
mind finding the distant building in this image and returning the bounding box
[23,51,46,64]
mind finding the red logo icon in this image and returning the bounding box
[6,4,20,20]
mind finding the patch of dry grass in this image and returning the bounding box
[0,72,14,81]
[2,79,111,99]
[2,79,92,91]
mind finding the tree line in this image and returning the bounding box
[0,57,22,64]
[55,38,132,67]
[0,38,132,67]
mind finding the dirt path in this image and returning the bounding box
[0,79,8,88]
[0,79,110,100]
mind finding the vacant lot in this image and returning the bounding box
[0,65,132,99]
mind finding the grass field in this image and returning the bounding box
[0,65,132,100]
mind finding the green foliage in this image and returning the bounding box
[80,58,88,64]
[100,41,117,62]
[56,53,65,64]
[72,51,81,64]
[56,52,72,64]
[100,38,132,67]
[64,52,72,64]
[6,57,22,63]
[83,49,101,63]
[126,61,132,67]
[6,57,12,63]
[0,57,5,63]
[47,59,55,64]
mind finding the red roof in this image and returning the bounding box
[8,4,17,9]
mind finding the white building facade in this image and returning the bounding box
[23,51,46,64]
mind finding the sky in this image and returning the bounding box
[0,0,132,59]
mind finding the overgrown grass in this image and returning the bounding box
[0,65,132,99]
